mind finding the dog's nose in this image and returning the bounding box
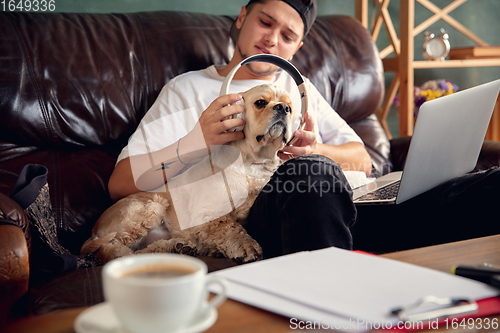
[273,103,290,115]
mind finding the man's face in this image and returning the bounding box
[235,0,304,77]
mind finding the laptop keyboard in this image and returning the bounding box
[356,181,401,202]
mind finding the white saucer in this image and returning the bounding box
[74,302,218,333]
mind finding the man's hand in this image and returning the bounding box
[277,112,372,176]
[197,93,246,147]
[278,112,317,160]
[179,94,247,163]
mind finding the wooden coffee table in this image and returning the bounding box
[5,235,500,333]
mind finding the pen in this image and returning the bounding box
[451,265,500,288]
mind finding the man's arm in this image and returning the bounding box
[108,144,186,201]
[315,141,372,176]
[108,158,140,201]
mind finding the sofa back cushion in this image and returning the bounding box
[0,12,235,150]
[0,11,385,149]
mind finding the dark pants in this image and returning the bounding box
[245,155,356,259]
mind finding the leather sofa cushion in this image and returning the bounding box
[0,12,384,149]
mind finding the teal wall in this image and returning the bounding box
[52,0,500,137]
[52,0,355,16]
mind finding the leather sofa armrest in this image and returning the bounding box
[0,223,30,326]
[473,140,500,172]
[390,136,500,173]
[0,193,31,325]
[0,193,30,253]
[389,136,412,172]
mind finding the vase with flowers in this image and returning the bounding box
[394,79,459,118]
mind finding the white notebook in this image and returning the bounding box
[209,247,498,332]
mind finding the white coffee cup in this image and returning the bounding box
[102,253,228,333]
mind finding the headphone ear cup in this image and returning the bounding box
[291,113,302,133]
[231,99,245,132]
[224,98,245,132]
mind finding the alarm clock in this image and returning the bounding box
[423,29,450,61]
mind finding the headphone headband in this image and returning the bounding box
[219,54,307,146]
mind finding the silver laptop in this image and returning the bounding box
[353,79,500,205]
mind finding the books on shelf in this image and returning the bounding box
[449,46,500,60]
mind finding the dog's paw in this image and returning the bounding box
[136,238,197,256]
[97,243,134,264]
[231,240,263,263]
[174,242,197,256]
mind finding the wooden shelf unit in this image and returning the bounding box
[355,0,500,139]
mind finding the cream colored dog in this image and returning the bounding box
[81,83,295,264]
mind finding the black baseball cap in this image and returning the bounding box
[243,0,317,38]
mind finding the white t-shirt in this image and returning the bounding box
[117,65,363,164]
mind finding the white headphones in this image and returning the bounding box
[219,54,308,146]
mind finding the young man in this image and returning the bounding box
[108,0,368,258]
[109,0,371,200]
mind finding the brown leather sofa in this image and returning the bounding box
[1,10,499,325]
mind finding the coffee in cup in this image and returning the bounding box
[120,264,196,279]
